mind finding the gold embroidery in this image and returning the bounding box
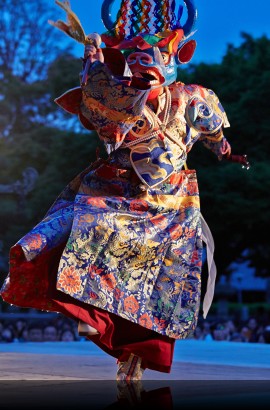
[138,193,200,210]
[82,95,141,124]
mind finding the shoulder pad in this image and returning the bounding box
[185,90,229,134]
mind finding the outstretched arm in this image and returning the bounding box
[191,88,250,170]
[201,129,250,170]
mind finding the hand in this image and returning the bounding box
[225,154,250,169]
[84,33,104,63]
[221,139,231,157]
[84,44,104,63]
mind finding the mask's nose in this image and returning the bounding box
[127,52,154,65]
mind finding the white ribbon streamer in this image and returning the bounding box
[201,214,217,319]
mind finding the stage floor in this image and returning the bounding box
[1,340,270,408]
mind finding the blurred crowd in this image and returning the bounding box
[0,315,81,343]
[192,317,270,343]
[0,314,270,343]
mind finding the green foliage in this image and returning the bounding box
[178,33,270,276]
[0,124,101,262]
[47,54,82,101]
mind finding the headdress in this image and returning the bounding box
[49,0,197,54]
[101,0,197,52]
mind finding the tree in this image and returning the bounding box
[0,0,68,82]
[0,1,101,280]
[0,0,77,140]
[0,121,101,280]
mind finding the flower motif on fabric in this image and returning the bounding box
[183,226,196,239]
[150,215,168,230]
[124,295,139,314]
[100,273,117,291]
[139,313,153,329]
[191,250,201,264]
[58,266,82,294]
[88,265,104,279]
[129,199,149,213]
[154,317,167,331]
[187,181,199,195]
[169,224,183,240]
[27,234,43,251]
[87,197,107,208]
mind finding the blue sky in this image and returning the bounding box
[50,0,270,64]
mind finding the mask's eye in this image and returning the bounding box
[161,52,170,65]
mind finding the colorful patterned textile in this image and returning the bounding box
[1,79,229,340]
[1,159,202,340]
[56,167,202,339]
